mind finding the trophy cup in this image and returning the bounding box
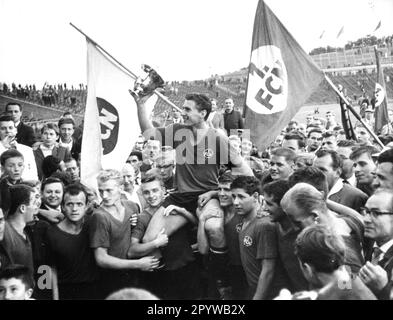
[129,64,165,100]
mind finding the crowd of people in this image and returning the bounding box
[0,86,393,301]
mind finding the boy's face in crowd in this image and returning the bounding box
[3,157,24,182]
[313,155,340,190]
[156,158,174,181]
[0,120,17,141]
[321,136,337,151]
[62,192,87,223]
[42,182,64,209]
[24,192,39,223]
[0,278,33,300]
[353,153,376,185]
[64,160,80,182]
[282,139,301,153]
[270,155,293,180]
[241,139,253,156]
[218,182,233,208]
[144,140,161,161]
[122,165,135,190]
[59,123,74,142]
[41,128,58,146]
[231,188,257,217]
[262,192,284,221]
[0,209,5,241]
[355,127,370,144]
[98,179,122,207]
[6,104,22,123]
[141,180,165,208]
[307,132,323,151]
[224,99,234,113]
[336,146,354,179]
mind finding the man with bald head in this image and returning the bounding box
[281,183,364,273]
[223,98,244,136]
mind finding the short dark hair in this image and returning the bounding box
[42,156,61,178]
[284,132,306,149]
[271,147,296,163]
[141,173,164,187]
[62,183,88,206]
[0,264,34,290]
[337,140,357,148]
[50,171,73,186]
[295,224,346,273]
[218,172,235,184]
[8,184,34,217]
[58,117,75,129]
[41,123,59,135]
[185,93,212,121]
[307,128,323,138]
[0,114,15,124]
[322,131,336,139]
[315,149,343,170]
[231,176,260,195]
[262,180,291,205]
[129,151,143,162]
[378,149,393,166]
[0,149,24,166]
[5,102,22,112]
[350,145,379,161]
[288,167,329,197]
[41,177,64,193]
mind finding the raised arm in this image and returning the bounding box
[132,92,157,138]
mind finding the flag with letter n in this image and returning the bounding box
[81,39,156,189]
[373,46,389,134]
[243,0,324,151]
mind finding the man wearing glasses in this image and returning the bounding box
[359,189,393,300]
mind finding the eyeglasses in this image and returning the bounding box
[360,207,393,217]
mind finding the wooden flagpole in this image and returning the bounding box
[324,73,384,149]
[69,23,183,113]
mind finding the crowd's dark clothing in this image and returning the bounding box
[223,109,244,136]
[70,137,82,161]
[1,222,34,274]
[364,241,393,300]
[44,216,100,299]
[0,177,22,217]
[33,145,71,180]
[328,183,368,214]
[0,242,11,271]
[16,121,36,147]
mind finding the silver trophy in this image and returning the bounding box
[129,64,165,99]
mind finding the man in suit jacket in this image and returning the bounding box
[359,190,393,300]
[33,123,71,180]
[313,149,368,213]
[223,98,243,136]
[5,102,36,147]
[57,117,81,161]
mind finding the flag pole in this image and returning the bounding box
[324,73,384,149]
[69,22,183,114]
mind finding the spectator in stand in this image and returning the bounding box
[282,132,306,154]
[58,118,81,161]
[321,131,338,151]
[223,98,244,136]
[0,115,38,181]
[336,140,357,186]
[33,123,71,181]
[373,149,393,191]
[5,102,36,148]
[306,128,323,153]
[207,99,224,130]
[313,149,368,213]
[325,111,338,131]
[286,120,298,133]
[359,190,393,300]
[350,145,379,196]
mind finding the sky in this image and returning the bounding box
[0,0,392,87]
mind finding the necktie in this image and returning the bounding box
[371,247,384,265]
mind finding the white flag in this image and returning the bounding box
[81,40,156,189]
